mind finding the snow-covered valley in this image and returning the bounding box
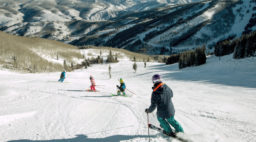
[0,54,255,142]
[1,0,255,54]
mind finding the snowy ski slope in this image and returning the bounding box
[0,54,256,142]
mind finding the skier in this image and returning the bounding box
[116,78,126,95]
[58,70,66,82]
[145,74,184,136]
[90,75,96,91]
[108,65,112,79]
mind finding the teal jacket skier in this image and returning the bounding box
[145,74,184,135]
[58,70,66,82]
[116,78,126,95]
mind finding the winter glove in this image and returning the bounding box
[145,109,149,113]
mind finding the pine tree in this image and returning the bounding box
[106,50,114,63]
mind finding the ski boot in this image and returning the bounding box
[163,130,176,137]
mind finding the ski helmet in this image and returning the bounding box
[120,78,124,83]
[152,74,161,83]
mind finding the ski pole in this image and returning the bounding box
[147,112,150,142]
[126,88,136,96]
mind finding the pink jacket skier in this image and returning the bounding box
[90,75,96,91]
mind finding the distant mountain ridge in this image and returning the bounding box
[0,0,255,54]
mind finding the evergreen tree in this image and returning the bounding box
[133,56,136,62]
[106,50,118,63]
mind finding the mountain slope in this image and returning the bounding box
[0,54,256,142]
[71,0,256,54]
[0,31,83,72]
[0,0,255,54]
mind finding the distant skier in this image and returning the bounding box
[90,75,96,91]
[108,65,112,79]
[58,70,66,82]
[116,78,126,95]
[145,74,184,136]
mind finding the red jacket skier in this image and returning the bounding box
[90,75,96,91]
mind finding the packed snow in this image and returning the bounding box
[0,53,256,142]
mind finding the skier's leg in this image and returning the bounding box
[92,85,96,91]
[120,88,125,95]
[167,116,184,133]
[90,85,93,91]
[157,117,172,134]
[59,78,64,82]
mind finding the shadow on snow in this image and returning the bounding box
[8,134,151,142]
[147,62,256,88]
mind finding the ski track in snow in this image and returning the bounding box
[0,55,256,142]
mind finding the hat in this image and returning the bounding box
[152,74,161,83]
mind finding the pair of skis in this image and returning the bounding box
[148,123,176,137]
[111,94,128,97]
[85,89,99,92]
[147,112,190,142]
[148,123,190,142]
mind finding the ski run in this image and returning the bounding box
[0,54,256,142]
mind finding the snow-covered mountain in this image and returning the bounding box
[0,0,255,54]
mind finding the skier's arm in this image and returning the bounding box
[148,93,159,113]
